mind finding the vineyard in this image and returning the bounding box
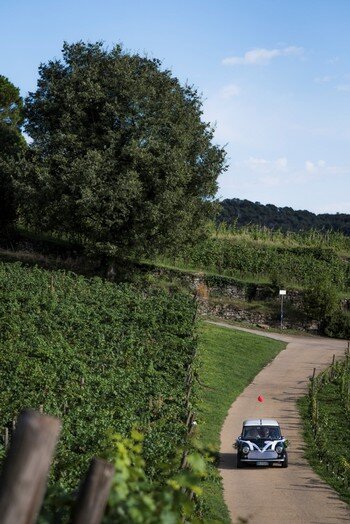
[156,224,350,290]
[299,348,350,504]
[0,262,198,496]
[213,223,350,252]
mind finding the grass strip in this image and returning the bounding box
[197,322,286,522]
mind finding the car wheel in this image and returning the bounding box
[281,452,288,468]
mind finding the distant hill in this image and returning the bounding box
[219,198,350,235]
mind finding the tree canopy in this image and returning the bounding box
[18,41,226,256]
[0,74,24,154]
[0,75,25,230]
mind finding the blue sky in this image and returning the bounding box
[1,0,350,213]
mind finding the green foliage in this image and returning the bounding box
[160,233,349,291]
[0,75,26,230]
[322,312,350,339]
[17,41,226,256]
[39,431,207,523]
[299,356,350,504]
[154,224,350,338]
[213,221,350,253]
[303,279,339,320]
[0,74,24,152]
[0,261,197,489]
[104,431,206,523]
[0,157,18,232]
[303,279,350,338]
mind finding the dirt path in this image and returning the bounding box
[211,322,350,524]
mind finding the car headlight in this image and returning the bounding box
[242,445,250,454]
[275,444,283,454]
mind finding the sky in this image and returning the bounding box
[1,0,350,214]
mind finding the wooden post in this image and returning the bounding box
[185,411,193,429]
[310,367,316,399]
[0,410,61,524]
[71,458,115,524]
[313,401,319,437]
[3,428,9,449]
[180,450,188,469]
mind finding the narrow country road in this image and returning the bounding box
[211,322,350,524]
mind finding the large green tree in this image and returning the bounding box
[19,41,226,256]
[0,75,25,231]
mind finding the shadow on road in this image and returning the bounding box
[219,452,235,470]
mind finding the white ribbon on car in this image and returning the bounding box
[240,439,284,452]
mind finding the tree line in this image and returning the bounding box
[219,198,350,235]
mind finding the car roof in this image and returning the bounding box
[243,419,279,427]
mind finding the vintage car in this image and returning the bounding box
[235,418,288,468]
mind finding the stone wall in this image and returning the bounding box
[188,274,318,333]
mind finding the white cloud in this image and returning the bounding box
[258,175,281,187]
[305,160,344,176]
[327,57,340,64]
[305,160,316,173]
[220,84,240,99]
[275,157,288,169]
[314,76,333,84]
[243,157,288,174]
[222,46,304,66]
[305,160,326,173]
[337,84,350,92]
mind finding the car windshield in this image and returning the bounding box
[242,426,281,440]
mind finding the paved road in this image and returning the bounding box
[212,322,350,524]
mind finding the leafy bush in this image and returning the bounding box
[322,312,350,339]
[39,430,207,523]
[303,279,339,321]
[104,431,206,524]
[302,279,350,338]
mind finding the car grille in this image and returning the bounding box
[246,451,278,460]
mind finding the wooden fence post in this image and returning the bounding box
[330,354,336,380]
[71,458,115,524]
[309,367,316,399]
[0,410,61,524]
[3,428,9,449]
